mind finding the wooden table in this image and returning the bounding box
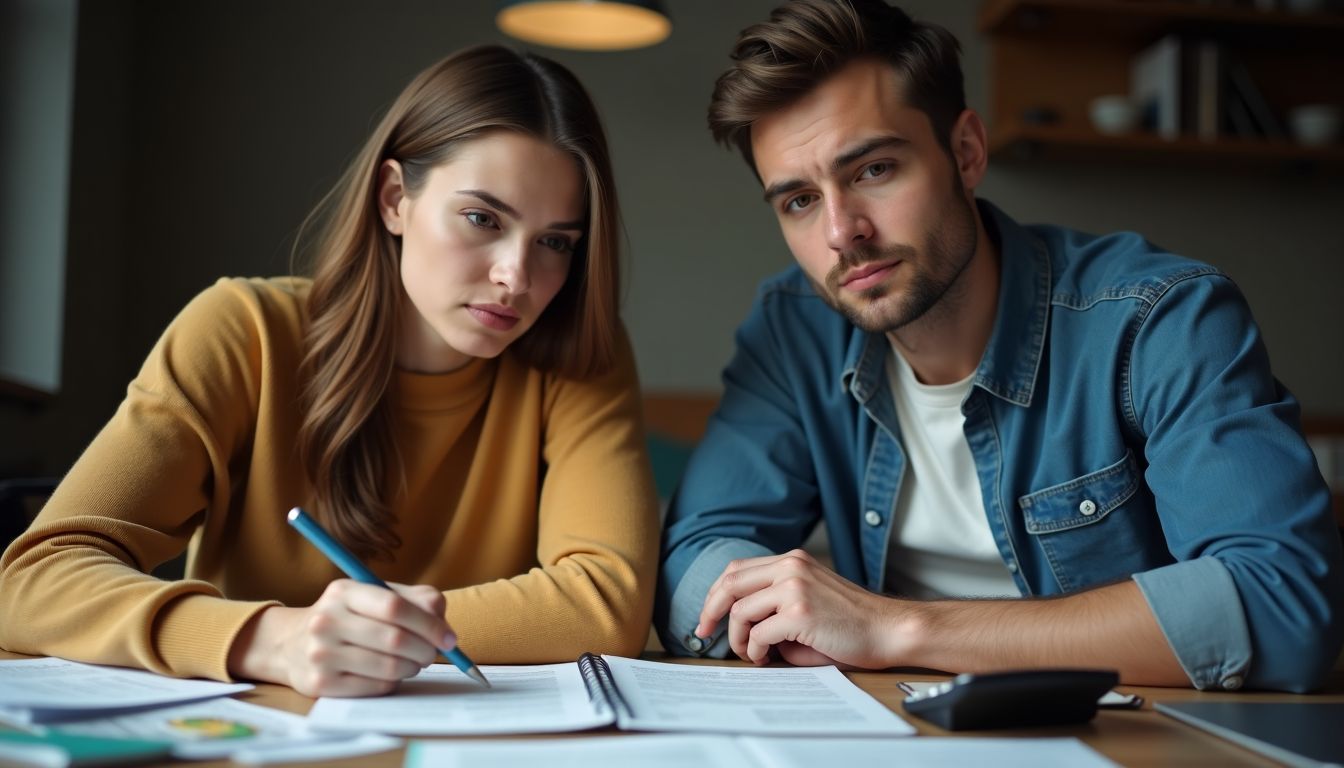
[4,650,1341,767]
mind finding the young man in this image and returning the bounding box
[655,0,1343,691]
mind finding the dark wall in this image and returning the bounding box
[2,0,1341,480]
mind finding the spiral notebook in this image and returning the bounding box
[306,654,915,737]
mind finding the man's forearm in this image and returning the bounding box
[894,580,1190,686]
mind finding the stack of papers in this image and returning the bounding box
[0,658,251,725]
[0,658,398,764]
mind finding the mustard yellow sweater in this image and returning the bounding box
[0,278,659,680]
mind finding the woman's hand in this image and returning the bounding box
[227,579,456,697]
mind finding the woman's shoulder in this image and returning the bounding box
[197,276,312,312]
[526,319,640,411]
[150,277,315,374]
[175,276,312,334]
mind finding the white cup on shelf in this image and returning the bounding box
[1288,104,1342,147]
[1088,95,1140,136]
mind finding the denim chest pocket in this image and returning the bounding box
[1017,450,1151,592]
[1019,450,1140,533]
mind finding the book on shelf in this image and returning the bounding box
[306,654,916,737]
[1131,34,1183,140]
[1225,59,1286,140]
[1191,40,1224,141]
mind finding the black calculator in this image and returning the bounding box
[901,669,1120,730]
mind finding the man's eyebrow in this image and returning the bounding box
[763,179,807,205]
[761,136,910,205]
[457,189,585,231]
[831,136,908,173]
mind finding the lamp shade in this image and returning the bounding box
[496,0,671,51]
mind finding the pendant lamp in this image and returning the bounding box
[496,0,672,51]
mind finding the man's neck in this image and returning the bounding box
[887,218,1000,386]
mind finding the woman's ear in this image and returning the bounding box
[377,159,407,235]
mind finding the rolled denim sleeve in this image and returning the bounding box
[1131,273,1344,692]
[1134,557,1252,690]
[659,538,774,657]
[655,284,831,651]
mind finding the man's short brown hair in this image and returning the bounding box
[708,0,965,174]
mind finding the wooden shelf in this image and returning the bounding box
[990,123,1344,168]
[979,0,1344,169]
[980,0,1344,46]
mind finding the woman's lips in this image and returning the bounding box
[466,304,520,331]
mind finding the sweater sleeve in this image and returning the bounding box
[438,327,660,661]
[0,280,284,679]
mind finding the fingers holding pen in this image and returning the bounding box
[320,580,454,661]
[265,579,453,697]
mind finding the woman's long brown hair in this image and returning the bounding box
[294,45,623,559]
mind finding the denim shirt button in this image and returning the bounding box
[864,510,882,526]
[1006,560,1019,573]
[1078,499,1098,516]
[684,635,705,653]
[1221,675,1244,691]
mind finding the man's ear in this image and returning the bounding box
[949,109,989,193]
[377,159,407,235]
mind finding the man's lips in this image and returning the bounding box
[466,303,520,331]
[839,260,901,291]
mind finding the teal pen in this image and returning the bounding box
[286,506,490,688]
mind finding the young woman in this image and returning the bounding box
[0,45,658,697]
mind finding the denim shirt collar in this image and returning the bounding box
[841,199,1051,409]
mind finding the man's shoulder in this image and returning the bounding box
[747,265,853,331]
[1031,224,1224,308]
[755,264,818,299]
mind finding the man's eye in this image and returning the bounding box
[859,162,890,180]
[785,194,816,213]
[465,211,497,228]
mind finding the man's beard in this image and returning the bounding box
[812,192,978,334]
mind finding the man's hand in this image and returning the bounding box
[228,580,455,697]
[696,551,1190,686]
[696,549,911,669]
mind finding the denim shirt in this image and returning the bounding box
[656,200,1344,692]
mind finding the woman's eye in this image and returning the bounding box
[784,194,816,213]
[465,211,497,229]
[540,235,575,254]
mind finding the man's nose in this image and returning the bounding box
[824,196,874,252]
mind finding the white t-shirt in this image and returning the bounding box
[883,342,1019,600]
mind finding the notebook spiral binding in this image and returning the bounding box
[577,653,634,720]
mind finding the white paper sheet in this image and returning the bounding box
[305,663,612,736]
[0,658,252,724]
[307,656,913,738]
[604,656,916,736]
[49,696,366,760]
[405,735,1119,768]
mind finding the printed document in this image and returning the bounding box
[307,656,914,737]
[0,658,252,724]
